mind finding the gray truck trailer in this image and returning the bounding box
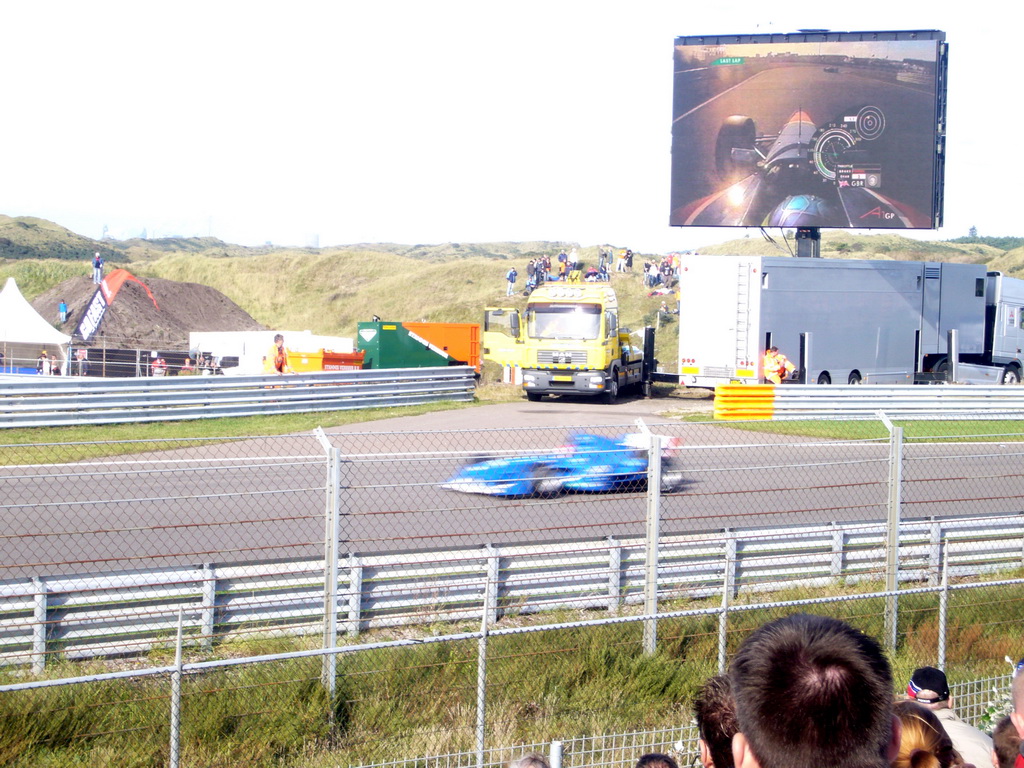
[675,255,1024,386]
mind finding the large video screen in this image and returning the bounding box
[670,31,946,230]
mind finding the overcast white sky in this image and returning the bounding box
[0,2,1011,254]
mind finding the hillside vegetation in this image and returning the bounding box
[118,233,1024,341]
[121,246,683,365]
[0,216,123,263]
[5,215,1024,361]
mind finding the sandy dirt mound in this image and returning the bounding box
[33,274,265,349]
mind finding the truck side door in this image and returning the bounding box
[483,308,525,367]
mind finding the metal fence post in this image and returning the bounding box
[938,544,949,670]
[169,608,184,768]
[316,428,341,701]
[200,564,216,649]
[550,740,563,768]
[31,577,47,674]
[643,433,663,656]
[484,545,500,625]
[885,423,903,652]
[717,586,730,676]
[476,575,493,768]
[928,520,942,588]
[347,554,363,638]
[607,537,622,615]
[718,533,735,675]
[830,523,844,578]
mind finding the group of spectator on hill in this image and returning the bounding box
[510,614,1023,768]
[643,256,679,289]
[507,249,581,295]
[504,248,687,297]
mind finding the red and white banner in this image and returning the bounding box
[74,269,159,342]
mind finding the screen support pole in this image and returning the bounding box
[795,227,821,258]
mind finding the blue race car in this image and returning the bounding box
[441,432,686,497]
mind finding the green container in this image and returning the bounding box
[356,321,453,369]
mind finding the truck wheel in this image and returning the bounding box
[817,372,831,385]
[526,392,543,402]
[1002,366,1021,385]
[848,372,862,385]
[603,373,619,403]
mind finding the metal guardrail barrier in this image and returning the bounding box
[0,366,475,427]
[715,383,1024,420]
[0,512,1020,669]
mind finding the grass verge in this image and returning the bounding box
[2,577,1020,767]
[0,397,496,465]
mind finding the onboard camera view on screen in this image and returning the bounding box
[669,33,945,230]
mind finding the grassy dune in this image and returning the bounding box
[3,231,1017,341]
[123,248,681,366]
[0,260,88,297]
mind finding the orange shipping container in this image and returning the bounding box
[401,322,481,371]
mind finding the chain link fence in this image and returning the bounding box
[1,415,1022,767]
[1,339,225,377]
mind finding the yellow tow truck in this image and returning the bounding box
[483,283,647,402]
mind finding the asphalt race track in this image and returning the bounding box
[3,395,1022,580]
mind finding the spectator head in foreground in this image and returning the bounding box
[635,753,679,768]
[892,700,961,768]
[728,614,900,768]
[991,716,1021,768]
[1012,663,1024,739]
[693,674,738,768]
[509,753,549,768]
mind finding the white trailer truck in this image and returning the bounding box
[675,255,1024,387]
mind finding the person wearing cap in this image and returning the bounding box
[36,350,49,374]
[907,666,992,768]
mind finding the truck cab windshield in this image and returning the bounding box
[526,303,601,340]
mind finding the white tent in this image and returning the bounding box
[0,277,72,374]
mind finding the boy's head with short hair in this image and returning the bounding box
[729,614,899,768]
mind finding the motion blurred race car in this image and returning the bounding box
[441,432,686,497]
[676,106,928,228]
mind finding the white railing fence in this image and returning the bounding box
[772,384,1024,419]
[0,366,475,427]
